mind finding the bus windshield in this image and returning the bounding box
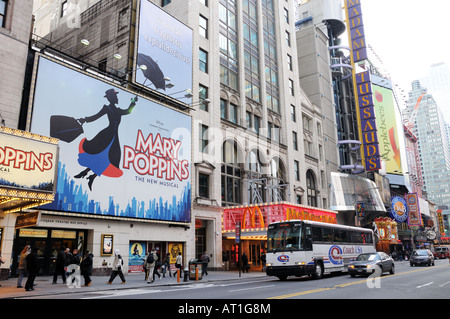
[267,222,303,252]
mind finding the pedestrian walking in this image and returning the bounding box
[146,249,159,283]
[68,248,81,284]
[143,251,150,281]
[162,253,172,277]
[80,250,94,287]
[241,252,249,273]
[175,252,183,277]
[201,251,210,276]
[25,247,39,291]
[53,247,67,284]
[17,245,30,288]
[107,249,126,284]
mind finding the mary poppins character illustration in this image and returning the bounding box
[73,88,138,191]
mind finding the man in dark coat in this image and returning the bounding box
[25,247,39,291]
[80,250,94,287]
[53,247,67,284]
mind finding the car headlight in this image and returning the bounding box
[266,263,272,267]
[349,265,355,269]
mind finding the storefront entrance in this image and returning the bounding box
[11,227,87,277]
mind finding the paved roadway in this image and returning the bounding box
[17,259,450,300]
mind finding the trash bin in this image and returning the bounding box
[188,259,203,280]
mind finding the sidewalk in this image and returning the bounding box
[0,270,267,299]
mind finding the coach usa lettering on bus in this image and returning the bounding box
[123,130,189,181]
[0,146,54,171]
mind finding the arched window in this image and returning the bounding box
[247,150,265,204]
[306,170,317,207]
[269,157,287,202]
[221,140,242,206]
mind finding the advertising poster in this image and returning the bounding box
[0,129,58,193]
[372,84,403,174]
[129,242,146,273]
[30,56,192,223]
[390,196,408,223]
[406,193,422,227]
[135,0,193,104]
[169,242,183,264]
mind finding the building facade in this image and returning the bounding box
[0,0,335,276]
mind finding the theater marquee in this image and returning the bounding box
[0,126,58,213]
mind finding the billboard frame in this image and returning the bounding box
[26,53,193,226]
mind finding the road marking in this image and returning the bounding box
[417,282,434,289]
[439,281,450,287]
[268,265,448,299]
[228,285,275,293]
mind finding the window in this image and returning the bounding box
[221,141,242,206]
[0,0,7,28]
[199,48,208,73]
[285,30,291,47]
[293,131,298,151]
[294,160,300,181]
[291,105,296,122]
[289,78,294,96]
[303,115,312,132]
[199,84,208,111]
[61,0,68,18]
[268,122,280,142]
[306,170,317,207]
[162,0,171,6]
[199,15,208,38]
[199,0,208,7]
[284,8,289,24]
[199,124,208,153]
[287,54,293,71]
[220,99,239,124]
[229,103,238,124]
[198,173,209,198]
[220,99,227,119]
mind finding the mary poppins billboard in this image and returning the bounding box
[134,0,193,104]
[29,56,192,223]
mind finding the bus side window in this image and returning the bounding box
[305,225,313,250]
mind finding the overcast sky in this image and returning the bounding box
[361,0,450,97]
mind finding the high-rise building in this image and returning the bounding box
[403,80,450,207]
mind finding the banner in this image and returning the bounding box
[30,56,192,223]
[135,0,193,104]
[372,84,403,174]
[406,193,422,227]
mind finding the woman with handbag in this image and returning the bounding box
[107,249,126,284]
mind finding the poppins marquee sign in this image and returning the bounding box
[345,0,381,171]
[0,127,58,194]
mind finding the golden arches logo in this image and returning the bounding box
[242,206,265,229]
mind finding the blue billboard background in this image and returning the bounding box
[30,56,192,223]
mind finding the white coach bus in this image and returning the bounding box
[266,220,376,280]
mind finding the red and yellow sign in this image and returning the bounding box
[222,202,338,232]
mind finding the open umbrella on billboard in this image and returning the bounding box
[137,53,166,90]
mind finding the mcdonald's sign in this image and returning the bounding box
[242,206,265,229]
[222,202,338,233]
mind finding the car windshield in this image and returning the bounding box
[356,253,379,261]
[413,250,428,256]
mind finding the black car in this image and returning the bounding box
[410,249,435,267]
[348,252,395,277]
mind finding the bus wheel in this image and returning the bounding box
[277,275,287,281]
[312,261,324,280]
